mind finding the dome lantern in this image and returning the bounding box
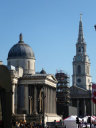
[19,33,23,42]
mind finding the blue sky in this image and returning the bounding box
[0,0,96,85]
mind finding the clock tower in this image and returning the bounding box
[72,16,91,90]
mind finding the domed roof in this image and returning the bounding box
[40,68,46,74]
[8,34,35,59]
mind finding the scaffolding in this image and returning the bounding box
[55,70,70,117]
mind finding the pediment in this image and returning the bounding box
[46,75,57,83]
[70,86,88,95]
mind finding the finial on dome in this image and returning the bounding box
[19,33,23,41]
[80,13,82,21]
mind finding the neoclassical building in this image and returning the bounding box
[7,34,61,124]
[70,16,96,117]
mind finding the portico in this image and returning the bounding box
[15,73,57,123]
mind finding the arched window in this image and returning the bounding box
[28,61,30,69]
[78,47,81,52]
[87,66,89,74]
[81,47,84,53]
[77,65,81,74]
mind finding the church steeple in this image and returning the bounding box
[77,14,84,43]
[72,16,91,90]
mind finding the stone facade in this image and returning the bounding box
[7,34,61,124]
[72,16,91,90]
[71,16,96,117]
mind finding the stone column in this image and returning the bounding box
[50,88,52,113]
[12,84,15,114]
[54,88,56,113]
[48,88,50,113]
[33,85,37,114]
[83,99,86,116]
[93,103,95,115]
[47,87,49,113]
[44,87,46,113]
[45,87,48,113]
[29,96,32,115]
[46,87,48,113]
[77,99,79,116]
[39,88,42,113]
[48,87,50,113]
[49,88,50,113]
[14,86,17,113]
[24,85,29,114]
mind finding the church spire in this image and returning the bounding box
[77,14,84,43]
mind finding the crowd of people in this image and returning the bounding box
[12,120,44,128]
[77,118,96,128]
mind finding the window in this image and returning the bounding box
[77,78,81,83]
[28,61,30,69]
[81,47,84,52]
[87,66,89,74]
[88,79,90,83]
[77,65,81,74]
[78,47,81,52]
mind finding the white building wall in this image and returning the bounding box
[7,58,35,74]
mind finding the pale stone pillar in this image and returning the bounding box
[45,87,48,113]
[33,85,37,114]
[29,96,32,114]
[12,84,15,114]
[48,87,50,113]
[39,88,42,113]
[44,87,47,113]
[43,86,45,113]
[54,88,56,113]
[47,87,49,113]
[50,88,52,113]
[77,99,79,116]
[46,87,48,113]
[49,88,51,113]
[24,85,29,114]
[51,89,53,113]
[15,86,17,113]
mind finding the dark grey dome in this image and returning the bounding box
[8,34,35,59]
[40,68,46,74]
